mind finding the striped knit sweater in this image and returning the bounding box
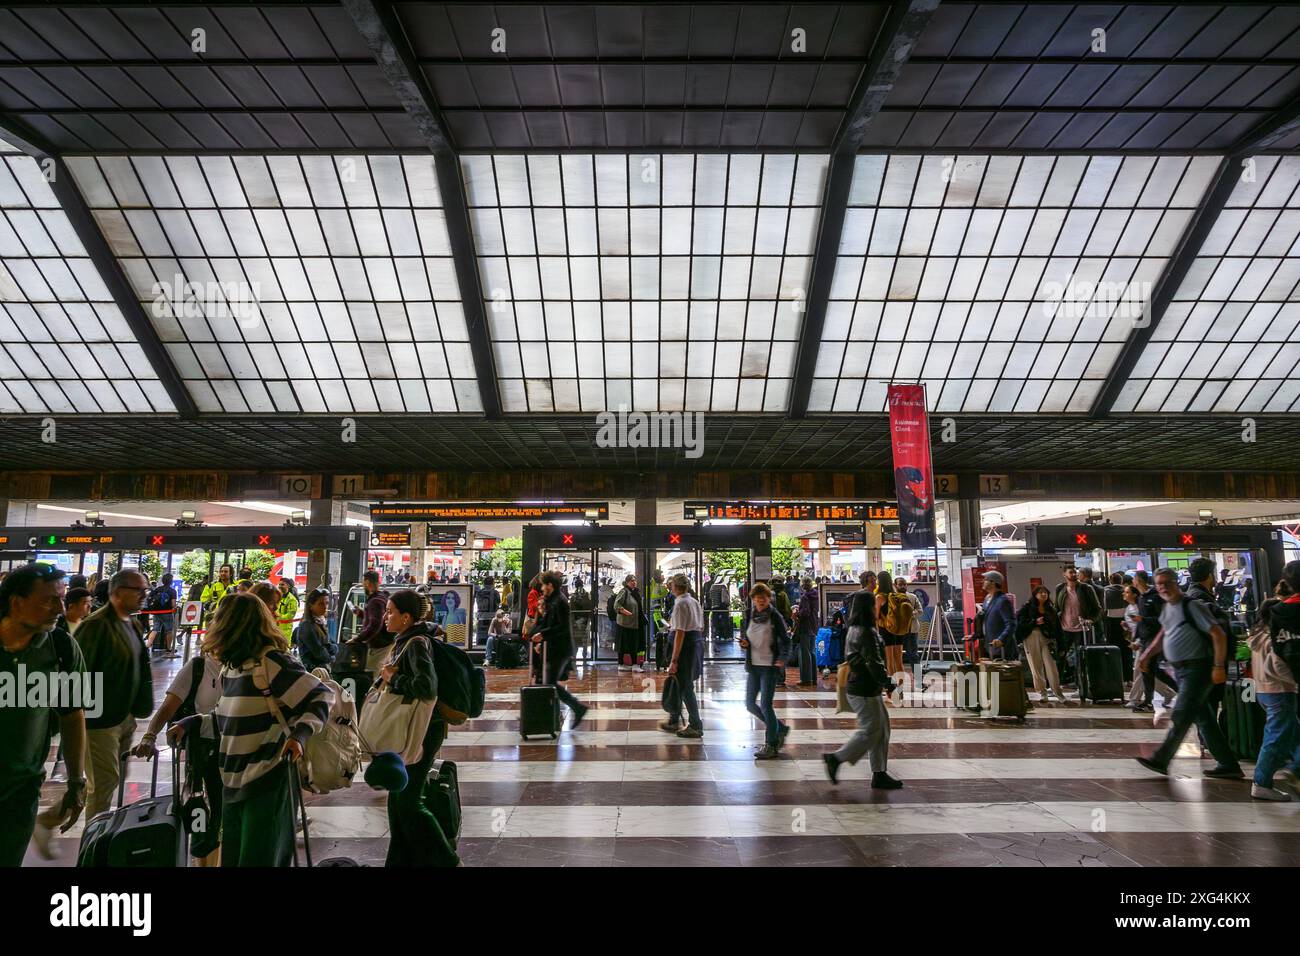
[196,649,332,802]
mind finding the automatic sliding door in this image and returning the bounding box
[700,547,748,662]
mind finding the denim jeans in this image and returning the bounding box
[796,633,818,683]
[1150,660,1239,770]
[745,665,786,748]
[1254,692,1300,787]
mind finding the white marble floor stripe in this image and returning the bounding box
[45,800,1284,841]
[48,749,1213,788]
[39,799,1297,843]
[443,727,1172,746]
[470,706,1156,721]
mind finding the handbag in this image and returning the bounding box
[835,662,852,714]
[357,637,437,765]
[661,674,680,714]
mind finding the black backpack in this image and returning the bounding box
[146,584,171,612]
[606,591,619,623]
[172,657,206,722]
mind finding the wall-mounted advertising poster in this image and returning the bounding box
[426,584,472,647]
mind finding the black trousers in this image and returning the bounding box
[386,721,459,867]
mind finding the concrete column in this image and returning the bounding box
[306,498,348,596]
[634,498,657,527]
[410,521,429,583]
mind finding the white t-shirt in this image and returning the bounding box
[747,617,775,662]
[668,593,704,634]
[166,654,223,714]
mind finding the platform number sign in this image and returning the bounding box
[978,474,1010,496]
[332,475,364,496]
[935,474,957,496]
[278,475,313,497]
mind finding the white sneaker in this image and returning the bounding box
[32,820,57,860]
[617,665,631,672]
[632,665,644,673]
[1250,784,1292,802]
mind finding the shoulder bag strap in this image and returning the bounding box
[251,654,293,736]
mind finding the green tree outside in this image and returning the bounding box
[473,536,522,577]
[176,550,211,586]
[240,549,275,581]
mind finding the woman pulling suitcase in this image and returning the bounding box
[168,592,331,867]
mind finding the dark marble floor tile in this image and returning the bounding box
[1093,777,1253,803]
[612,837,743,867]
[457,782,531,807]
[618,780,722,806]
[461,837,618,867]
[904,779,1020,803]
[801,781,932,805]
[968,831,1141,868]
[733,835,868,867]
[713,780,823,805]
[847,833,997,867]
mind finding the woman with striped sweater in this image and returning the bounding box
[169,592,331,867]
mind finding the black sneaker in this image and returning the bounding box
[823,753,840,785]
[1135,756,1168,776]
[1202,764,1244,780]
[871,771,904,790]
[778,723,791,748]
[569,703,589,731]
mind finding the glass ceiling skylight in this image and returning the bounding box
[66,154,477,414]
[0,152,175,414]
[1113,155,1300,414]
[807,153,1221,414]
[462,153,827,412]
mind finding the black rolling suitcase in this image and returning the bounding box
[655,630,671,670]
[1223,678,1266,762]
[426,758,462,843]
[520,640,560,739]
[494,635,525,669]
[1077,623,1125,703]
[78,749,187,868]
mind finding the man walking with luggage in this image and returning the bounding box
[0,564,88,867]
[1135,568,1242,779]
[1055,567,1099,686]
[659,574,705,738]
[74,569,154,820]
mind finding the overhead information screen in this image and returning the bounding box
[370,503,610,522]
[370,526,412,548]
[685,502,897,522]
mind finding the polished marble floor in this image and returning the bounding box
[25,656,1300,867]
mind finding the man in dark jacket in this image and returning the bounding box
[1102,571,1131,673]
[347,569,393,673]
[74,568,153,820]
[982,571,1017,661]
[1131,570,1172,712]
[792,579,820,687]
[1055,567,1100,685]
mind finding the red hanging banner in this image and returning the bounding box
[887,384,937,550]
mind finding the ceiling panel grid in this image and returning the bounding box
[65,152,479,414]
[1113,154,1300,414]
[463,151,828,412]
[0,141,175,414]
[809,152,1221,414]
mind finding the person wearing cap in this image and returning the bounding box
[982,571,1018,662]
